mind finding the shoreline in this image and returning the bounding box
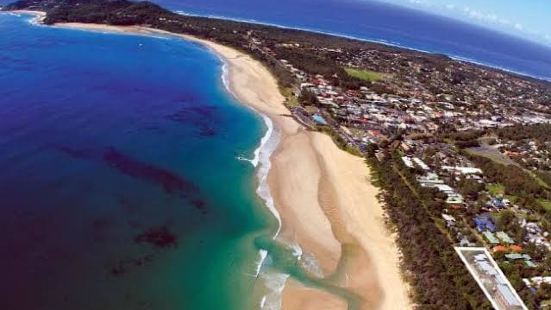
[174,10,551,82]
[11,12,411,309]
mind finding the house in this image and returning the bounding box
[505,253,536,267]
[412,157,430,171]
[523,276,551,289]
[446,194,464,205]
[474,214,496,232]
[401,156,414,168]
[442,213,456,223]
[417,173,444,186]
[495,284,524,309]
[459,237,475,247]
[442,166,483,175]
[505,253,530,260]
[483,231,500,244]
[496,231,514,244]
[488,197,508,209]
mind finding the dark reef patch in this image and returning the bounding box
[110,254,155,277]
[102,147,199,195]
[55,145,209,212]
[54,145,97,160]
[167,105,219,137]
[199,127,217,137]
[134,226,178,249]
[191,199,208,214]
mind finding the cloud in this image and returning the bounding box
[447,4,529,34]
[486,14,497,22]
[379,0,551,46]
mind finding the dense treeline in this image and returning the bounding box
[467,153,551,223]
[366,150,491,309]
[537,171,551,188]
[468,155,550,199]
[494,123,551,143]
[443,129,484,147]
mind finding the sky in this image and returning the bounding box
[373,0,551,46]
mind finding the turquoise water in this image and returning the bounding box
[0,13,281,309]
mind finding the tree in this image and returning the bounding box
[298,89,319,106]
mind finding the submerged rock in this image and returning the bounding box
[134,226,177,248]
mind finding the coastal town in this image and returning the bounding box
[3,0,551,308]
[221,22,551,309]
[282,56,551,307]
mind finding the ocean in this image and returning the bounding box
[0,13,284,309]
[149,0,551,81]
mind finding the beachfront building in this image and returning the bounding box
[455,247,527,310]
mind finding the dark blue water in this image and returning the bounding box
[150,0,551,80]
[0,13,279,309]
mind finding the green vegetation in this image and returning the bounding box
[470,154,550,199]
[468,153,551,224]
[530,171,551,189]
[487,183,505,196]
[298,89,319,106]
[538,199,551,212]
[365,150,491,309]
[281,87,299,107]
[537,171,551,187]
[464,146,516,166]
[505,195,519,204]
[344,68,384,82]
[494,123,551,143]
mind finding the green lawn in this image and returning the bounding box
[529,171,551,189]
[505,195,518,204]
[282,87,299,107]
[538,199,551,212]
[345,68,384,82]
[487,183,505,196]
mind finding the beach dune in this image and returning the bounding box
[33,18,410,309]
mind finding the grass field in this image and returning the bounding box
[487,183,505,196]
[345,68,385,82]
[466,146,517,166]
[538,199,551,212]
[282,87,299,107]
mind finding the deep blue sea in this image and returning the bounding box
[149,0,551,81]
[0,13,282,309]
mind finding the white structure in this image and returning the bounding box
[442,166,483,175]
[412,157,430,170]
[401,156,414,168]
[523,276,551,289]
[455,247,527,310]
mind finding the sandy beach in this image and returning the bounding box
[19,13,411,309]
